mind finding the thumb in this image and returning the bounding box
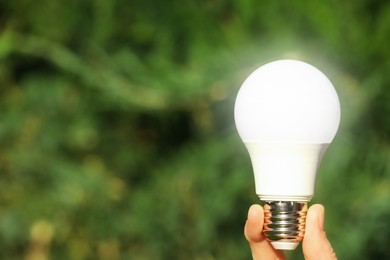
[302,204,337,260]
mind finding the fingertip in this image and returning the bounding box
[245,204,264,243]
[307,204,325,231]
[247,204,263,220]
[308,203,325,215]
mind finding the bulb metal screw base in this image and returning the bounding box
[263,201,308,250]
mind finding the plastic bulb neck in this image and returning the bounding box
[263,201,308,250]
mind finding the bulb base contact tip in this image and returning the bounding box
[263,201,308,250]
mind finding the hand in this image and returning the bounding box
[244,204,337,260]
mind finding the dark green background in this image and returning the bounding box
[1,0,389,259]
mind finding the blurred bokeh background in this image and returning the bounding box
[0,0,390,259]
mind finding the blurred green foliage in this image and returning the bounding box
[0,0,390,259]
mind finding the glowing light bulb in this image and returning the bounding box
[234,59,340,250]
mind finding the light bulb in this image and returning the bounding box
[234,59,340,250]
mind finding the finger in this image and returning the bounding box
[302,204,337,260]
[244,204,285,260]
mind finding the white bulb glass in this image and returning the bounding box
[234,59,340,250]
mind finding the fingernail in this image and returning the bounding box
[248,204,262,220]
[318,206,325,231]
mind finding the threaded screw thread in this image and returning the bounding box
[263,201,308,243]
